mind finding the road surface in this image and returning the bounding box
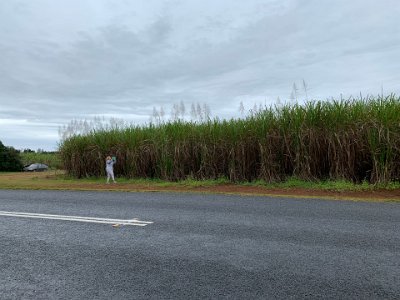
[0,190,399,299]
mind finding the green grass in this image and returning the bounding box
[20,152,62,170]
[239,176,400,191]
[56,174,231,187]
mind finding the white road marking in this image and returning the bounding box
[0,211,153,226]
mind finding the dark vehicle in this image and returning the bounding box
[23,163,49,172]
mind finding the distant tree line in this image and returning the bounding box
[0,142,59,172]
[22,148,58,154]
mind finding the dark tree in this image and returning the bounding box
[0,141,24,171]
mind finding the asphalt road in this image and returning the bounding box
[0,190,399,299]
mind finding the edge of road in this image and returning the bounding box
[1,185,399,203]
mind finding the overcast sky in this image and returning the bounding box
[0,0,399,151]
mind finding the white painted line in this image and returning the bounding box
[0,211,153,226]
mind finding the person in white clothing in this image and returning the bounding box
[105,156,116,183]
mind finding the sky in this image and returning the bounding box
[0,0,399,151]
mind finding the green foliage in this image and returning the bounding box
[20,151,63,170]
[59,95,400,184]
[0,141,23,171]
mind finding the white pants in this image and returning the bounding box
[106,169,115,182]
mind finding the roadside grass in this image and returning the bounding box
[1,171,400,202]
[247,177,400,191]
[59,174,231,187]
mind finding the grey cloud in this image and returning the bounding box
[3,1,396,102]
[0,0,399,150]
